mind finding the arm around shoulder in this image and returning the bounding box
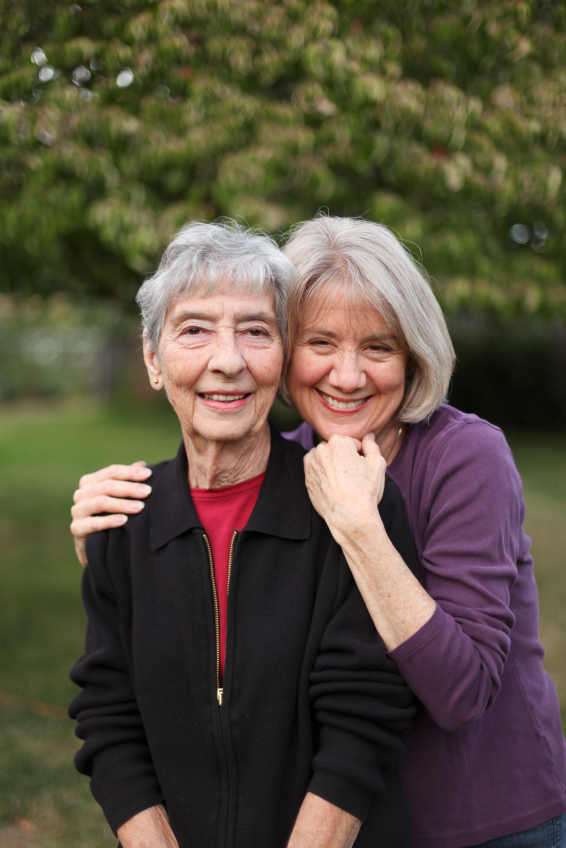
[388,420,522,730]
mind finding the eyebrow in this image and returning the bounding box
[171,310,277,325]
[302,326,398,344]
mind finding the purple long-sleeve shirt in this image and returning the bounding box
[285,404,566,848]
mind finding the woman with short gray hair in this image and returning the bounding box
[71,215,566,848]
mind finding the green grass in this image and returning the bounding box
[0,401,181,848]
[0,403,564,846]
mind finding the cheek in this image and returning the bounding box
[251,349,284,391]
[288,352,327,393]
[371,361,407,394]
[161,351,204,394]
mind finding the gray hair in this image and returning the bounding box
[136,220,296,351]
[280,215,456,423]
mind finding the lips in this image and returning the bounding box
[201,393,248,402]
[316,389,371,413]
[198,392,252,410]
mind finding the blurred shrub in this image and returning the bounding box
[448,317,566,431]
[0,294,131,401]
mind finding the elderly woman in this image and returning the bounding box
[72,216,566,848]
[68,221,417,848]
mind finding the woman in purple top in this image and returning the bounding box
[71,216,566,848]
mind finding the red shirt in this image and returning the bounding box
[191,473,265,676]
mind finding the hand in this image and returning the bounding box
[303,434,386,544]
[117,804,179,848]
[70,461,152,567]
[286,793,361,848]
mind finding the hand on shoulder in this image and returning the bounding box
[70,461,152,567]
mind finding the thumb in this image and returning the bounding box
[361,433,382,462]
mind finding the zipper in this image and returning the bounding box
[203,531,238,708]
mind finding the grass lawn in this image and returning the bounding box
[0,402,565,847]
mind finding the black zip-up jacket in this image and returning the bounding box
[69,427,417,848]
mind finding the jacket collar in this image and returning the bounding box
[149,424,311,550]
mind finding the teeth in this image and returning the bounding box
[202,393,247,402]
[321,392,366,410]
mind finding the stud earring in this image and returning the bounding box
[153,379,159,384]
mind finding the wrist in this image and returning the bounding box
[330,507,386,552]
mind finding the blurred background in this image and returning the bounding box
[1,1,565,845]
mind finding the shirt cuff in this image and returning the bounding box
[307,771,373,822]
[387,602,444,664]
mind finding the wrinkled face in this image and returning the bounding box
[287,287,409,442]
[144,286,283,445]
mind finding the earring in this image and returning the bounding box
[153,379,159,384]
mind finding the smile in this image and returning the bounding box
[201,393,248,402]
[317,389,370,412]
[198,392,252,410]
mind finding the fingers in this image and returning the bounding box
[71,513,129,548]
[73,478,152,506]
[78,462,152,490]
[326,434,363,452]
[71,496,147,524]
[361,433,384,460]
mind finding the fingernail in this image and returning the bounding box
[138,467,152,478]
[133,501,145,510]
[115,515,128,524]
[137,485,152,495]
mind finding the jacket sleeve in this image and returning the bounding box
[68,530,164,834]
[388,421,519,731]
[308,482,416,822]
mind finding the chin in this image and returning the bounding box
[314,420,368,442]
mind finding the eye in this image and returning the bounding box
[247,327,267,337]
[184,326,202,335]
[309,338,332,347]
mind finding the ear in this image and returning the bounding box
[143,336,163,390]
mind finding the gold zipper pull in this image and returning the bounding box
[217,687,223,707]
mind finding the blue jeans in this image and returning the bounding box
[471,813,566,848]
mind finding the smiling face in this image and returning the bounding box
[286,287,409,444]
[144,286,283,447]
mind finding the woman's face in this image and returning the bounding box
[287,287,409,442]
[144,286,283,446]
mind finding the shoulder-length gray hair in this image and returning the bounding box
[137,220,296,351]
[280,216,455,423]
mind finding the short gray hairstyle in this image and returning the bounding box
[280,215,456,423]
[136,220,296,351]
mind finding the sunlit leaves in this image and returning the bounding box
[0,0,565,318]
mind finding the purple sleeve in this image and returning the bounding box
[388,422,521,732]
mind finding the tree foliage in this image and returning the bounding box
[1,0,566,317]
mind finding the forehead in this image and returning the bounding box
[166,284,277,322]
[301,286,392,337]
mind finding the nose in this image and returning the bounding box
[328,352,367,394]
[208,331,247,378]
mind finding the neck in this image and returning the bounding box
[378,420,404,465]
[184,422,271,489]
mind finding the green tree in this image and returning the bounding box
[1,0,565,318]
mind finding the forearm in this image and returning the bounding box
[117,804,179,848]
[334,511,435,652]
[287,793,361,848]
